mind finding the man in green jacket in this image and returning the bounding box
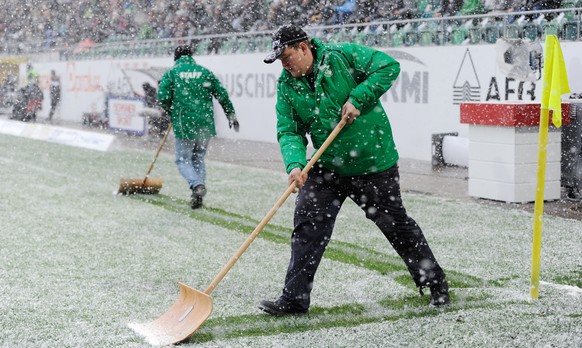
[258,25,449,315]
[158,45,239,209]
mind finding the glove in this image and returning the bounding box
[229,119,240,132]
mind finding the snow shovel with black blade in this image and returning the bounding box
[128,118,347,346]
[118,124,172,195]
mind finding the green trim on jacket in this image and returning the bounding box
[275,38,401,176]
[158,56,236,139]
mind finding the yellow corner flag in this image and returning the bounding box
[531,35,570,300]
[541,35,570,128]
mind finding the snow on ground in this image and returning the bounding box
[0,133,580,347]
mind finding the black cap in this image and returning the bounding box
[174,45,192,61]
[264,24,309,64]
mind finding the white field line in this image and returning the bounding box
[540,281,582,296]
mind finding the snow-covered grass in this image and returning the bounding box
[0,133,580,347]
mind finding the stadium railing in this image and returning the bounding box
[1,8,580,61]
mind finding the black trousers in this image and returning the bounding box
[281,164,446,310]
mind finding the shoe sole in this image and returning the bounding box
[429,298,451,307]
[258,304,307,316]
[258,304,281,316]
[429,302,451,308]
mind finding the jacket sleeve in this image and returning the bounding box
[209,73,236,121]
[157,70,174,116]
[275,83,309,173]
[340,44,400,112]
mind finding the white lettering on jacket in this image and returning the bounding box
[179,71,202,80]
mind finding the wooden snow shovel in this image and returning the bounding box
[118,124,172,195]
[128,119,347,346]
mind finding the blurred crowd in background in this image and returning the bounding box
[0,0,565,53]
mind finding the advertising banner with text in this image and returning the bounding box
[29,42,582,161]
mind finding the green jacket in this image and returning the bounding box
[276,38,400,176]
[158,56,236,139]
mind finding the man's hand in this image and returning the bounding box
[341,101,360,124]
[229,119,240,132]
[288,167,307,193]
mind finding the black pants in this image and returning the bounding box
[281,164,446,310]
[48,97,59,120]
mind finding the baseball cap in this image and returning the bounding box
[263,24,309,64]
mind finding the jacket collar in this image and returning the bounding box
[311,38,325,67]
[175,55,196,65]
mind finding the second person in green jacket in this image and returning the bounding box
[158,45,239,209]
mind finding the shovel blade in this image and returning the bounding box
[128,282,213,346]
[118,177,163,195]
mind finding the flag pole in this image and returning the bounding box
[530,107,549,300]
[530,35,570,300]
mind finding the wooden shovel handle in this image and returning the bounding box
[204,119,347,295]
[142,123,173,186]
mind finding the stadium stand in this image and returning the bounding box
[0,1,579,59]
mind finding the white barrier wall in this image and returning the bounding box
[0,119,116,151]
[29,42,582,162]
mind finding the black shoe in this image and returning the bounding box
[258,298,308,316]
[190,184,206,209]
[429,280,451,307]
